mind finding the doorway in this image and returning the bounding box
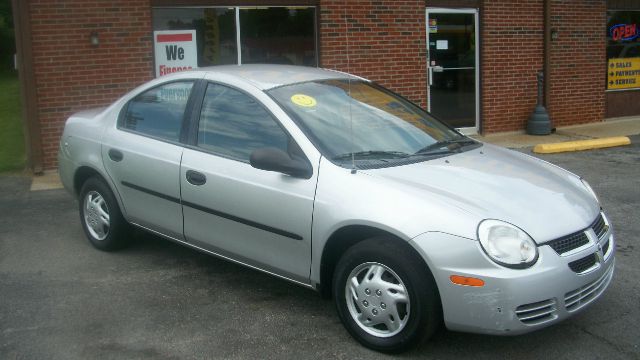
[426,8,479,134]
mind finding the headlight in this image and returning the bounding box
[477,220,538,269]
[580,178,599,203]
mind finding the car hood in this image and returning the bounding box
[363,144,600,243]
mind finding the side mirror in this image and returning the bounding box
[249,148,313,179]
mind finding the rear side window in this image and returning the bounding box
[122,81,194,142]
[197,83,289,162]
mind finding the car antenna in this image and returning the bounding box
[345,7,356,174]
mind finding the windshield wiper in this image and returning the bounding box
[332,150,410,161]
[414,138,477,155]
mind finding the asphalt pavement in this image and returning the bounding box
[1,136,639,359]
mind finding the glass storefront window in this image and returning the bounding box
[153,8,238,66]
[606,10,640,90]
[152,6,317,72]
[240,7,316,66]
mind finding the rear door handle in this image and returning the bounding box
[108,149,123,162]
[186,170,207,186]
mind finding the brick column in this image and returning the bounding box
[481,0,544,133]
[548,0,606,127]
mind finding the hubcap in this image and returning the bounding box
[345,262,410,338]
[83,191,110,240]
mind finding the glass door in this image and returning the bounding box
[426,8,479,133]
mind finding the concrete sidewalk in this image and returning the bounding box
[474,116,640,148]
[30,116,640,192]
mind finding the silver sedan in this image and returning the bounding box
[58,65,615,352]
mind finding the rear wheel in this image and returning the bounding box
[79,177,131,251]
[333,237,441,352]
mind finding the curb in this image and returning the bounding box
[30,170,63,191]
[533,136,631,154]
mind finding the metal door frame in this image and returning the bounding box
[426,8,479,135]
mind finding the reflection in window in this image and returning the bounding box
[122,81,194,141]
[240,7,316,66]
[197,83,289,161]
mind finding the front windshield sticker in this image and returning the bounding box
[268,80,469,169]
[291,94,317,108]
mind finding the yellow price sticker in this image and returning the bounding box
[291,94,317,107]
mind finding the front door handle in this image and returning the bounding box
[108,149,123,162]
[428,66,445,86]
[429,67,433,86]
[186,170,207,186]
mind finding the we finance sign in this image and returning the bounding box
[154,30,197,77]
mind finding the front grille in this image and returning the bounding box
[544,213,608,256]
[565,264,614,312]
[591,214,608,240]
[515,299,557,325]
[568,253,598,273]
[546,231,590,255]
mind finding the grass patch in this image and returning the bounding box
[0,70,25,172]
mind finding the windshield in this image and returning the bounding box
[268,80,478,168]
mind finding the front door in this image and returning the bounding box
[426,8,479,133]
[180,81,316,284]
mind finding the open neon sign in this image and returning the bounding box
[610,23,639,42]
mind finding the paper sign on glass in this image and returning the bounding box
[154,30,198,77]
[436,40,449,50]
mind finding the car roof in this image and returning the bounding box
[194,64,367,90]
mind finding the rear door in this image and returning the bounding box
[102,80,197,239]
[180,81,317,283]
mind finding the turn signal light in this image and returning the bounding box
[450,275,485,287]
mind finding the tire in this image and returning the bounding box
[79,176,131,251]
[333,236,441,352]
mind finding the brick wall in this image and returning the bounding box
[481,0,545,133]
[481,0,606,133]
[548,0,606,127]
[319,0,427,107]
[30,0,153,169]
[27,0,610,169]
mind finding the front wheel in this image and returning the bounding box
[79,177,131,251]
[333,237,441,352]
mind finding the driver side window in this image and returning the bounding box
[197,83,289,162]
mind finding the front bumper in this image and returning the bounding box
[411,217,615,335]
